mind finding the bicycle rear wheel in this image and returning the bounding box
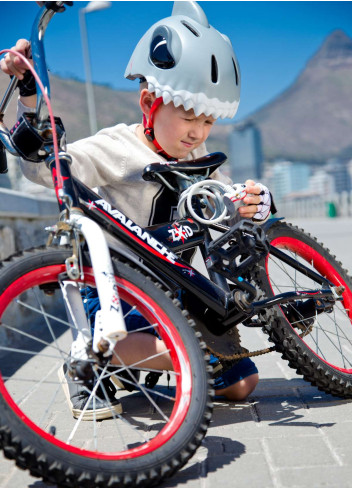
[257,221,352,398]
[0,246,212,487]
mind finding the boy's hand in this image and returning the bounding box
[238,179,271,221]
[0,39,32,79]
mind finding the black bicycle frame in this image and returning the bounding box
[45,155,338,337]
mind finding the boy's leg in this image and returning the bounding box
[211,356,259,401]
[112,332,172,371]
[113,340,259,401]
[214,373,259,401]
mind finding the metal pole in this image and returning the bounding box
[79,8,98,136]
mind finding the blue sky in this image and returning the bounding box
[1,1,351,120]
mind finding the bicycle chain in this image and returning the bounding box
[215,345,276,361]
[213,323,311,362]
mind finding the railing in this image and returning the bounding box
[275,191,352,219]
[0,186,57,259]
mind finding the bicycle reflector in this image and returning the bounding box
[10,112,65,162]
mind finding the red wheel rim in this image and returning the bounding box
[268,236,352,374]
[0,264,193,459]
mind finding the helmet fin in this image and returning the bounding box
[171,1,209,28]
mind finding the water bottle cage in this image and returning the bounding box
[10,112,66,162]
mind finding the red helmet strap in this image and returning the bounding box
[143,97,175,161]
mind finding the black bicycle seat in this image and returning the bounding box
[142,152,227,182]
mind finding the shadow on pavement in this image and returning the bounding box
[208,377,351,430]
[160,436,246,488]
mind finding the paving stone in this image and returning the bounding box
[279,466,352,488]
[264,434,339,468]
[205,453,274,487]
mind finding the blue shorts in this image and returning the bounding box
[209,353,258,391]
[82,286,157,336]
[83,287,258,389]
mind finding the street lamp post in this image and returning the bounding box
[79,1,111,136]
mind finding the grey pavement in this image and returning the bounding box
[1,217,352,488]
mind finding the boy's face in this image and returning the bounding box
[153,102,216,159]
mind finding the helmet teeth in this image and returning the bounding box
[194,103,206,116]
[162,91,172,105]
[155,88,162,98]
[147,81,155,93]
[183,99,193,111]
[173,95,183,107]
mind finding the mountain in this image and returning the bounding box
[243,29,352,162]
[1,29,352,163]
[0,75,140,144]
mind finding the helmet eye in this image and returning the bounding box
[232,58,239,86]
[150,34,175,69]
[211,55,218,83]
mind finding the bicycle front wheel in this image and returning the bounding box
[257,221,352,398]
[0,246,212,487]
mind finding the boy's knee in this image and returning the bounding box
[216,373,259,401]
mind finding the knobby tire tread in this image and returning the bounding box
[0,246,214,487]
[255,221,352,399]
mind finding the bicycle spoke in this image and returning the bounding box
[111,349,171,423]
[38,381,62,428]
[15,362,61,407]
[0,345,64,360]
[0,321,69,357]
[33,288,67,364]
[0,247,207,485]
[268,243,352,371]
[16,299,71,328]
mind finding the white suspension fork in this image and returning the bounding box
[61,281,91,360]
[66,212,127,357]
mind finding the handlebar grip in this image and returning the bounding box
[0,142,8,174]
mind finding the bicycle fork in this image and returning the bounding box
[55,212,128,361]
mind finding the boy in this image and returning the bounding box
[1,2,272,417]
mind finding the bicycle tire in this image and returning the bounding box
[0,245,213,487]
[255,220,352,398]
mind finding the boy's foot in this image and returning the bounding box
[58,364,122,421]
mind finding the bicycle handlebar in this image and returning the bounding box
[0,1,72,170]
[32,2,73,125]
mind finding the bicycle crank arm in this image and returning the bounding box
[252,287,344,311]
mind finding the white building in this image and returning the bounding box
[269,160,311,201]
[228,122,263,183]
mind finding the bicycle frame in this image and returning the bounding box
[0,1,343,349]
[62,158,339,334]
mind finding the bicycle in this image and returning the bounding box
[0,2,351,487]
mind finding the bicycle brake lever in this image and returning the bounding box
[43,1,73,12]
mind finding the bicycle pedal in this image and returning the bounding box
[145,372,162,389]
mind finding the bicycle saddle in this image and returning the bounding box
[142,152,227,182]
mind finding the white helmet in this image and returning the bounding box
[125,1,241,120]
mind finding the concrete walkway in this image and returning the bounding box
[1,217,352,488]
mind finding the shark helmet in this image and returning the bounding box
[125,1,241,120]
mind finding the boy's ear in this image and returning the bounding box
[139,89,156,117]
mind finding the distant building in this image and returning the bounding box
[309,169,335,196]
[347,159,352,185]
[269,161,311,201]
[228,122,263,183]
[325,159,351,193]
